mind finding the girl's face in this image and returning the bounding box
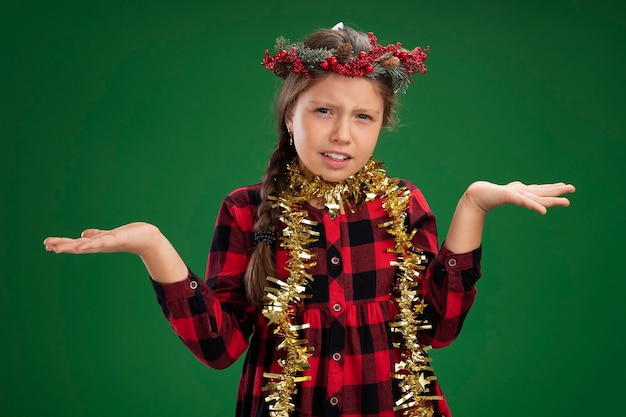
[285,73,384,183]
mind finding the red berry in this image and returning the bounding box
[328,56,338,66]
[365,64,374,74]
[279,50,287,58]
[359,51,367,59]
[320,60,329,70]
[399,51,408,59]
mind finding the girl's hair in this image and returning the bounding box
[243,25,399,305]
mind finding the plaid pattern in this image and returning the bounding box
[152,180,481,417]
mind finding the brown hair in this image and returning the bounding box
[243,25,399,305]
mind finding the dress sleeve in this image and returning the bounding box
[406,184,482,348]
[150,189,259,369]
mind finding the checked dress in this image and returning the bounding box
[151,180,482,417]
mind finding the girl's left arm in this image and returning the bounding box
[418,180,575,347]
[444,181,576,253]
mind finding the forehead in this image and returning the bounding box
[296,73,384,109]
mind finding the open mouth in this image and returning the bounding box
[323,152,350,161]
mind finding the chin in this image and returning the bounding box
[319,171,354,183]
[321,176,345,183]
[303,161,359,183]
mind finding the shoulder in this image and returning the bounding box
[223,183,262,208]
[214,183,262,228]
[397,178,433,215]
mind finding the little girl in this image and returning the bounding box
[44,23,575,417]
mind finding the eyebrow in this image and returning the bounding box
[307,100,382,115]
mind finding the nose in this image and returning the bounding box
[330,118,351,144]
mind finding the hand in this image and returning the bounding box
[464,181,576,215]
[43,222,163,257]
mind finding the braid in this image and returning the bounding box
[244,132,295,305]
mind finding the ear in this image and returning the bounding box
[284,110,293,133]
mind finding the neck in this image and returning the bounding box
[286,158,386,216]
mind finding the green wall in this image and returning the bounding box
[2,1,624,416]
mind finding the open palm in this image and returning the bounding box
[465,181,575,215]
[43,222,161,256]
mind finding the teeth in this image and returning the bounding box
[324,152,348,161]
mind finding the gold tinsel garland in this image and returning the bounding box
[261,159,442,417]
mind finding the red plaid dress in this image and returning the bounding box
[152,180,481,417]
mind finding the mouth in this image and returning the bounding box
[323,152,351,161]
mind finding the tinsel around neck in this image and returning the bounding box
[282,158,395,216]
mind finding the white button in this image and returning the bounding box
[448,258,457,267]
[189,281,198,290]
[329,396,339,406]
[331,256,340,265]
[332,352,342,361]
[332,303,342,312]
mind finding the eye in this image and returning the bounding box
[317,108,330,114]
[357,113,371,120]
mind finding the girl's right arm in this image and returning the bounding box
[44,189,260,370]
[44,219,255,370]
[43,221,189,284]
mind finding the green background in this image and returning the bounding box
[2,0,624,416]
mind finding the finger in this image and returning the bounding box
[43,237,58,247]
[73,234,111,253]
[73,232,128,254]
[45,235,108,254]
[524,184,574,202]
[44,232,100,253]
[528,183,576,197]
[520,190,572,213]
[43,236,74,249]
[502,190,549,214]
[519,197,548,215]
[533,196,572,208]
[81,229,104,238]
[43,237,82,253]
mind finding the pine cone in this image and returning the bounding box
[381,56,400,68]
[274,62,292,78]
[335,42,354,63]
